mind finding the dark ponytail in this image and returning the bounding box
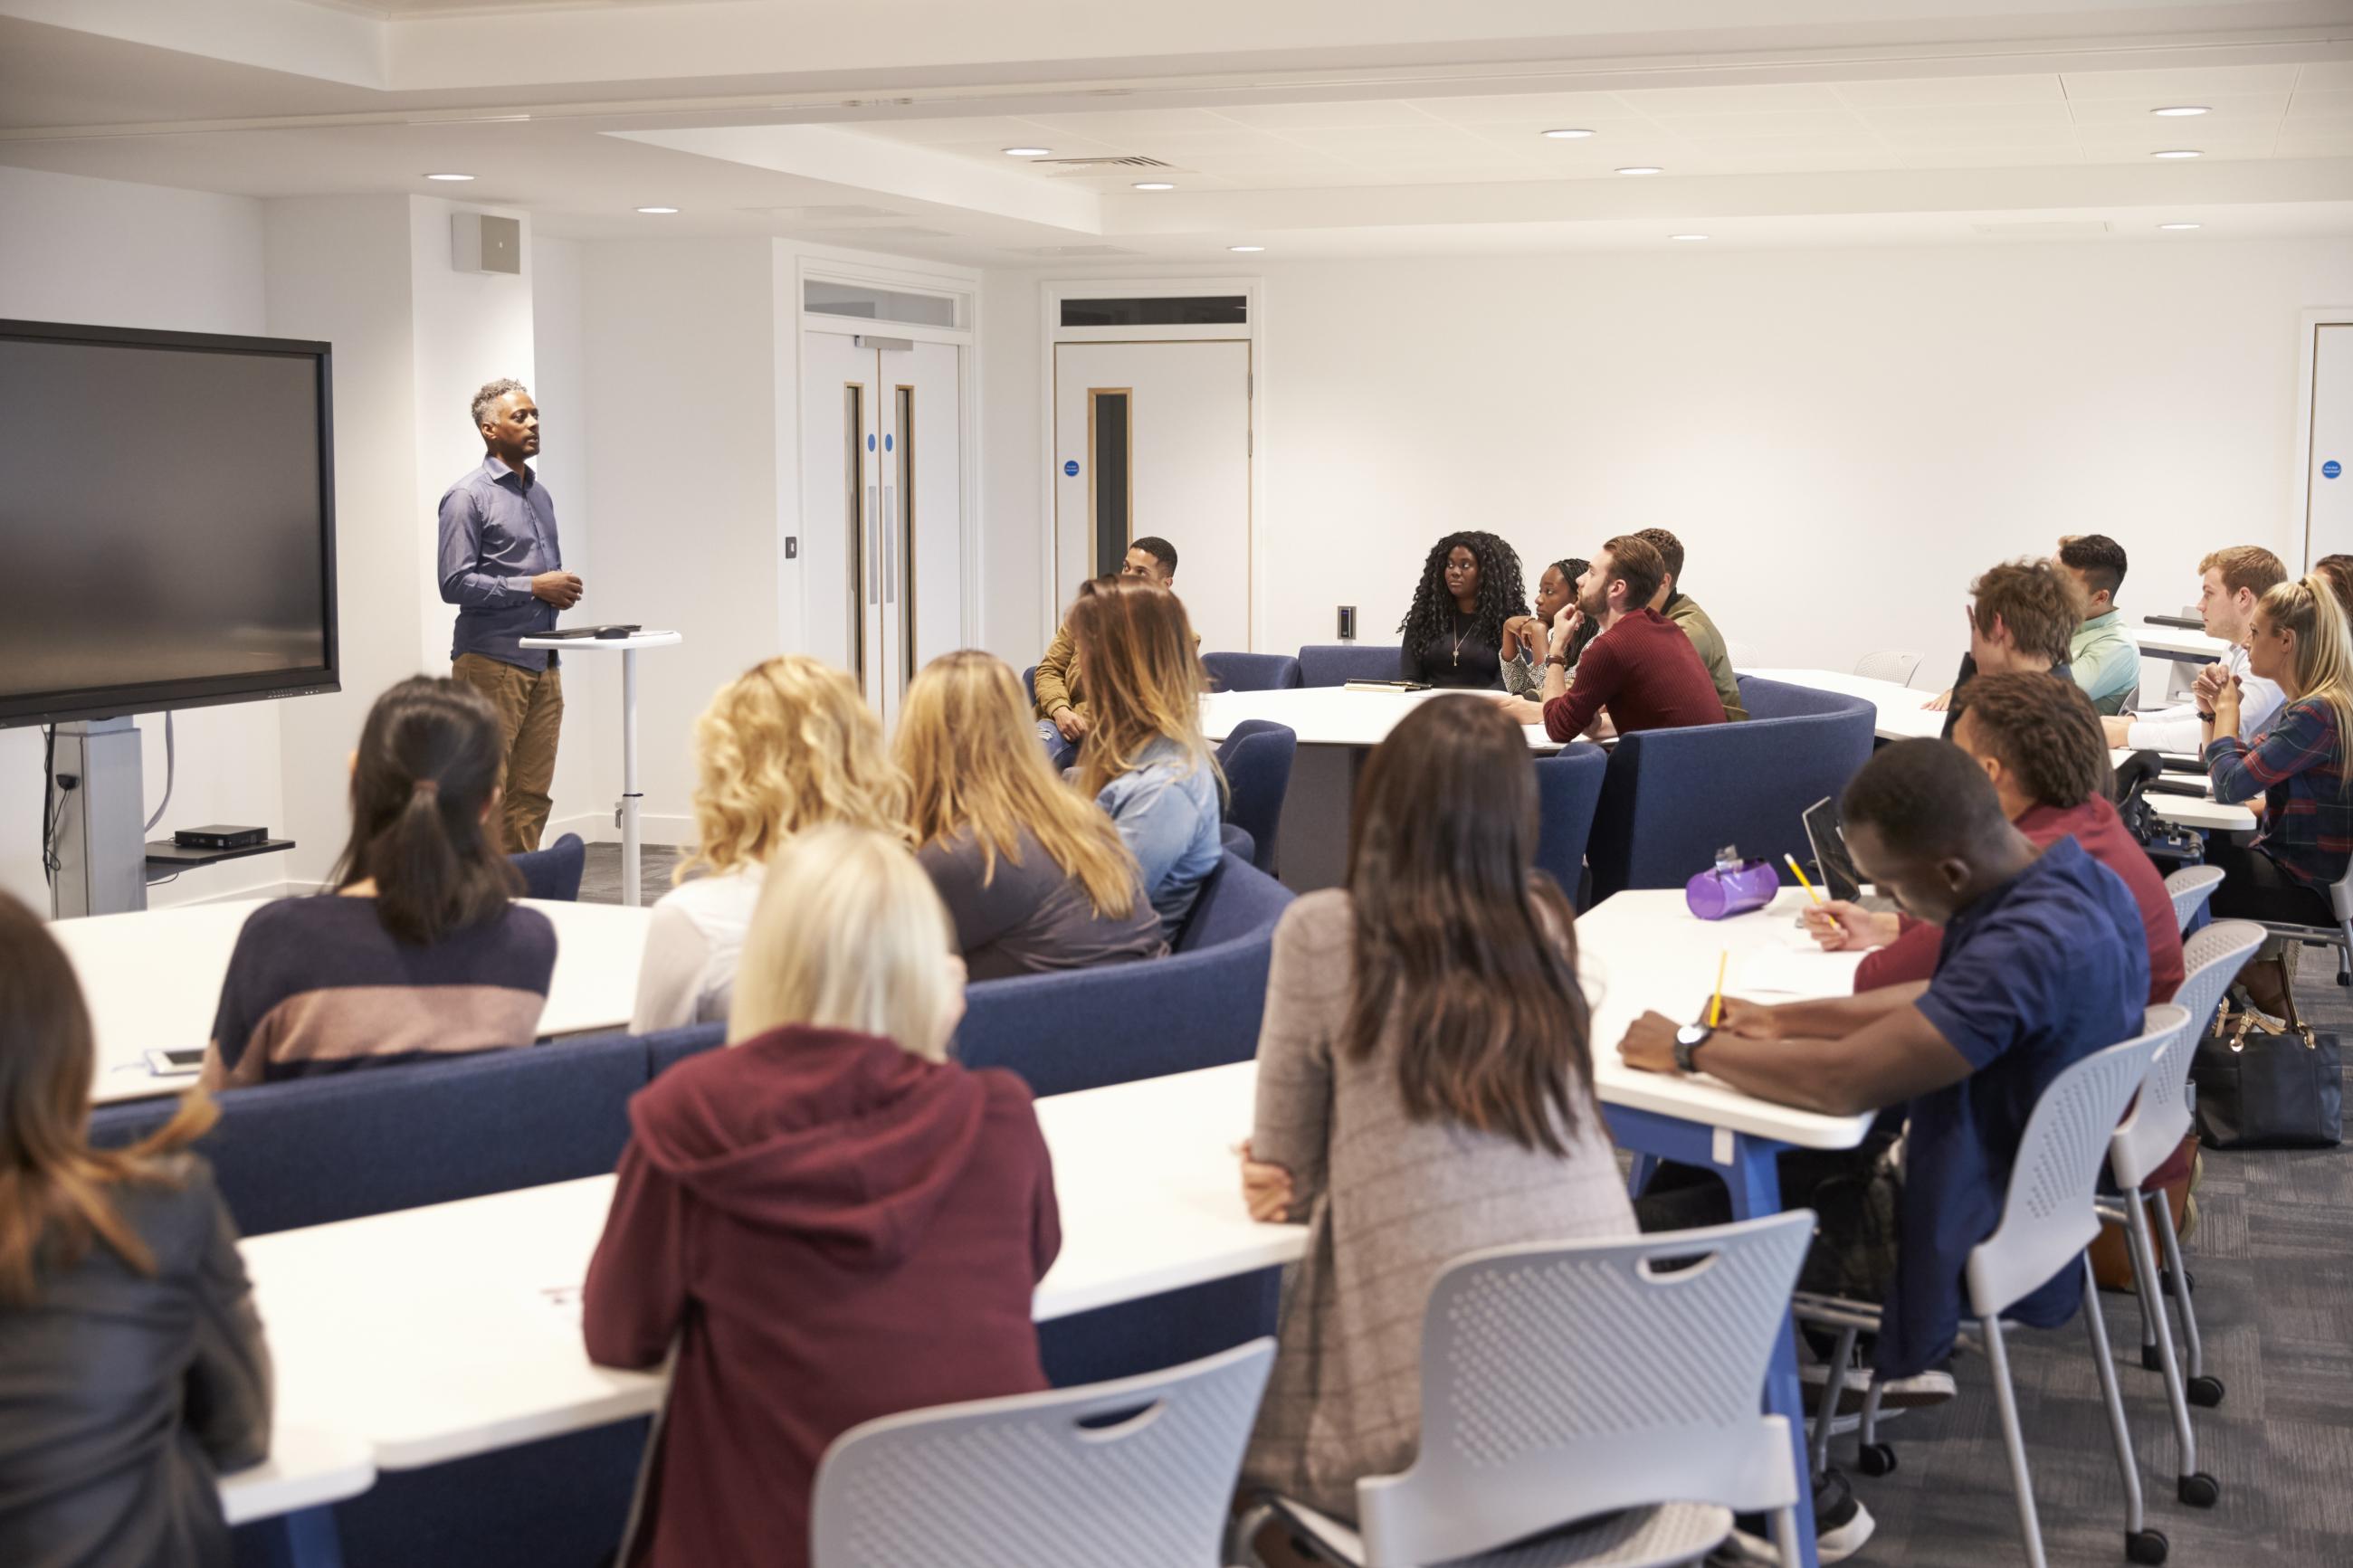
[329,678,520,945]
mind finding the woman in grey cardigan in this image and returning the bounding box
[1237,697,1634,1523]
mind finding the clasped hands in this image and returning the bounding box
[1617,995,1779,1075]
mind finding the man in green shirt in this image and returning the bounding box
[1638,527,1748,722]
[2055,534,2139,717]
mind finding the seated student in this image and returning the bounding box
[1237,698,1633,1530]
[584,824,1060,1568]
[2202,573,2353,1031]
[2055,534,2140,716]
[2102,546,2287,752]
[1500,556,1590,698]
[897,649,1166,979]
[1034,536,1178,769]
[1065,575,1224,939]
[1805,672,2185,1002]
[1495,534,1727,740]
[1923,557,2080,736]
[0,893,271,1568]
[2314,552,2353,617]
[1637,527,1749,722]
[201,678,555,1089]
[631,656,910,1032]
[1623,740,2147,1552]
[1396,530,1528,689]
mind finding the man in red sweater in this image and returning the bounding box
[1497,533,1728,743]
[1806,670,2185,1003]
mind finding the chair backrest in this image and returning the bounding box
[1353,1213,1810,1567]
[1967,1009,2177,1316]
[643,1018,728,1079]
[1295,643,1404,688]
[1201,651,1302,692]
[509,832,587,901]
[2112,922,2263,1189]
[1022,665,1038,705]
[810,1338,1275,1568]
[1853,651,1921,686]
[2163,864,2225,934]
[1531,746,1607,908]
[1214,721,1296,875]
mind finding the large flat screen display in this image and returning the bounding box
[0,318,338,728]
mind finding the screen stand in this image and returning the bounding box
[50,717,147,919]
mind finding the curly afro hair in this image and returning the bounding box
[1398,531,1529,655]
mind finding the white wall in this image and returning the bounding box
[529,236,607,838]
[983,238,2353,682]
[977,269,1043,663]
[0,166,289,911]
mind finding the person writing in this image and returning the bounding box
[1033,537,1178,769]
[898,650,1165,978]
[1923,557,2079,736]
[1396,531,1528,689]
[1500,556,1588,698]
[1638,527,1748,722]
[2055,534,2139,716]
[2101,546,2287,753]
[438,378,580,852]
[1498,535,1727,741]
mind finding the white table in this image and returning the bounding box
[519,632,682,908]
[58,898,655,1105]
[1742,667,1945,743]
[1200,687,1558,891]
[2133,623,2232,666]
[220,1424,376,1525]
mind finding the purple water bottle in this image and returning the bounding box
[1685,844,1780,921]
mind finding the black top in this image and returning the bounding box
[1400,613,1506,690]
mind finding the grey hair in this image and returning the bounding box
[471,377,529,429]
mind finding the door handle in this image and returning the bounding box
[881,486,896,603]
[866,484,880,604]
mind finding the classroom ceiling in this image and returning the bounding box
[3,0,2351,262]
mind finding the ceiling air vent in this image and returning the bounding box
[1029,155,1173,170]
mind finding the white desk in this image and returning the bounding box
[1742,668,1944,743]
[219,1425,376,1526]
[59,898,655,1105]
[519,631,682,908]
[2134,624,2232,666]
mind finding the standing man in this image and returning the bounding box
[439,377,581,852]
[1034,537,1177,768]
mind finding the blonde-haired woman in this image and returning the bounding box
[898,650,1165,978]
[585,824,1061,1568]
[1064,576,1224,938]
[2205,573,2353,1029]
[629,656,910,1032]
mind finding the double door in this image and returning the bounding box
[803,331,961,721]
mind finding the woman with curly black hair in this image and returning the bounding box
[1397,531,1528,689]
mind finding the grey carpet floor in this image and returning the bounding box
[581,839,2349,1563]
[577,841,681,907]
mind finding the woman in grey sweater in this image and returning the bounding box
[1237,698,1634,1523]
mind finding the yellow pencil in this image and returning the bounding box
[1710,950,1727,1028]
[1785,852,1825,905]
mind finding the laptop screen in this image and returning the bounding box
[1801,795,1866,903]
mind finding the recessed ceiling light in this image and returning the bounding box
[1670,233,1710,242]
[2158,222,2203,231]
[424,173,475,182]
[2151,148,2202,159]
[1616,166,1663,176]
[1003,147,1052,157]
[635,206,680,214]
[1228,244,1265,252]
[1133,181,1176,191]
[2151,106,2210,118]
[1541,128,1596,139]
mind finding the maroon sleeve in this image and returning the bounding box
[582,1139,691,1369]
[1854,918,1941,993]
[1542,632,1618,742]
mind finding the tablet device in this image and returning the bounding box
[1802,795,1866,903]
[144,1047,205,1076]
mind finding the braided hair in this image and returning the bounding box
[1398,531,1528,656]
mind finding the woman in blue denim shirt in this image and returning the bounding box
[1065,576,1224,940]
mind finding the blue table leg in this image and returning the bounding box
[243,1506,347,1568]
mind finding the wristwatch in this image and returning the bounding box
[1673,1022,1713,1074]
[1546,652,1569,669]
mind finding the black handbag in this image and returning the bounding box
[2193,1022,2343,1150]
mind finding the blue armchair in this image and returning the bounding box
[1296,644,1405,688]
[1202,651,1303,692]
[1215,721,1296,875]
[1532,746,1609,909]
[509,832,587,901]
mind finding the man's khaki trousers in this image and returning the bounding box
[452,652,563,853]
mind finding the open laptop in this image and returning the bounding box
[1801,795,1899,911]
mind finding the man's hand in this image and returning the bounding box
[1618,1010,1685,1075]
[1802,899,1901,952]
[1549,605,1585,658]
[2101,715,2136,746]
[1238,1140,1297,1223]
[532,571,585,609]
[1052,706,1089,742]
[1714,995,1781,1039]
[1922,688,1954,712]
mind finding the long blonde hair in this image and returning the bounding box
[727,824,964,1061]
[2257,575,2353,781]
[1064,577,1220,800]
[897,651,1143,918]
[680,655,911,881]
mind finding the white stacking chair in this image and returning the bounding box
[810,1338,1273,1568]
[2161,865,2224,934]
[1853,651,1922,687]
[1241,1212,1814,1568]
[1799,1011,2178,1568]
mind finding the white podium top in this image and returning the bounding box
[2132,624,2231,662]
[1742,668,1944,743]
[519,631,682,651]
[1201,686,1557,752]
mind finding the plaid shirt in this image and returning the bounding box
[2206,697,2353,889]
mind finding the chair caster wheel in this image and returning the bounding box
[2188,1375,2225,1408]
[1857,1443,1897,1478]
[2140,1344,2166,1372]
[2128,1526,2170,1564]
[2178,1472,2221,1509]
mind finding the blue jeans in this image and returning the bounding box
[1036,719,1078,773]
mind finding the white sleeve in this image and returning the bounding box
[2125,703,2202,755]
[2237,674,2288,742]
[629,899,713,1035]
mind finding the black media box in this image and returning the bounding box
[174,824,270,851]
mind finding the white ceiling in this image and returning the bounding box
[2,0,2350,263]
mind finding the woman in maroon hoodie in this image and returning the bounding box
[583,823,1062,1568]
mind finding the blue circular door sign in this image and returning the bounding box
[884,434,893,452]
[1063,460,1081,477]
[2327,460,2344,480]
[866,433,875,451]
